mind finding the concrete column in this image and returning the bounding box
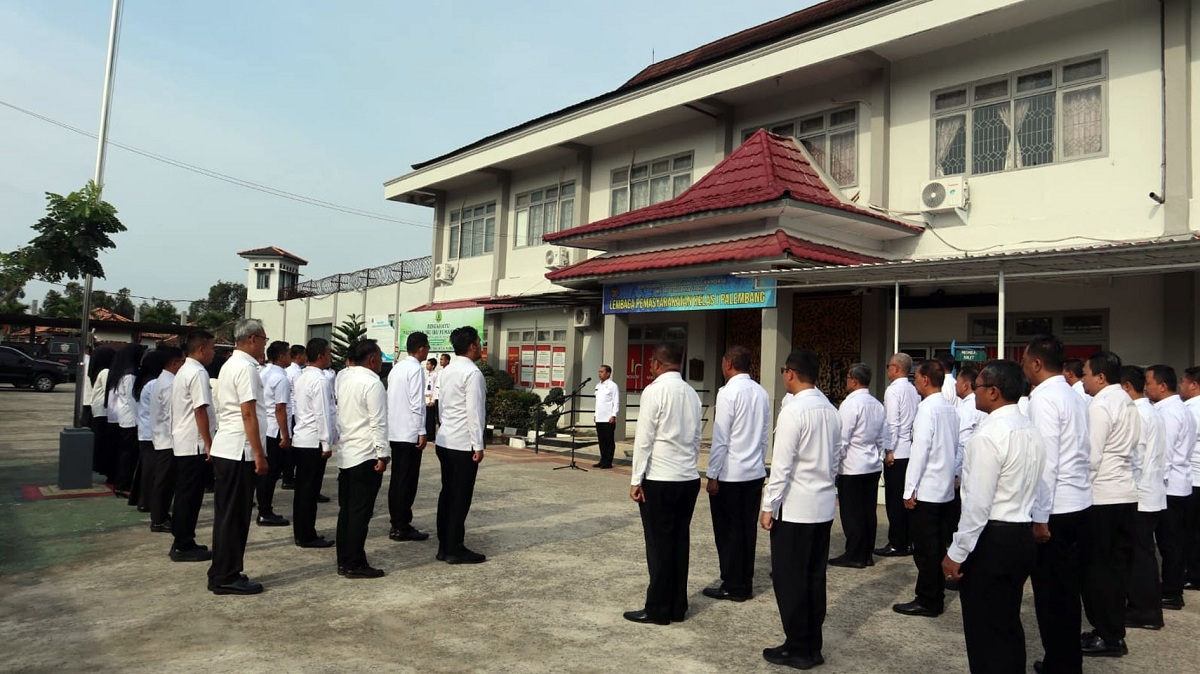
[869,65,891,209]
[603,312,630,440]
[1163,271,1196,368]
[430,195,446,305]
[760,289,794,461]
[860,288,890,399]
[490,171,512,297]
[1165,0,1192,234]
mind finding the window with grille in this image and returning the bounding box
[742,106,858,187]
[515,182,575,247]
[610,152,693,216]
[255,269,271,290]
[448,202,496,260]
[932,54,1106,178]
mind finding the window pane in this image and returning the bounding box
[552,329,567,341]
[537,330,550,341]
[450,211,459,222]
[799,115,824,133]
[828,131,856,186]
[516,194,530,207]
[611,187,628,215]
[545,186,557,200]
[1062,314,1103,336]
[544,201,557,234]
[673,154,692,171]
[612,168,629,184]
[1015,316,1053,336]
[561,183,575,197]
[631,180,650,209]
[672,174,692,198]
[1062,86,1103,157]
[560,198,574,229]
[800,136,827,169]
[530,190,543,203]
[935,115,967,176]
[1015,92,1055,167]
[665,326,687,340]
[472,220,484,257]
[515,209,529,247]
[474,206,485,217]
[770,123,796,136]
[935,89,968,111]
[631,165,649,180]
[1017,69,1053,93]
[972,102,1012,174]
[650,175,671,204]
[830,108,856,127]
[485,203,496,214]
[507,331,520,342]
[970,317,998,338]
[484,217,495,253]
[975,79,1009,102]
[449,226,460,260]
[522,331,535,341]
[643,326,663,340]
[1062,58,1103,83]
[529,204,543,242]
[651,160,670,174]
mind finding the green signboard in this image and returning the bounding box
[955,347,987,363]
[398,307,485,355]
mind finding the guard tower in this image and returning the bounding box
[237,247,308,315]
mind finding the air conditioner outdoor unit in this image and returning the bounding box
[433,262,457,284]
[545,247,571,269]
[572,307,592,329]
[920,177,969,213]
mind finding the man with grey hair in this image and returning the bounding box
[831,363,885,569]
[207,318,270,595]
[876,353,920,558]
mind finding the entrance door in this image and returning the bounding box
[792,294,862,405]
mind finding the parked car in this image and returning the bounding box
[0,345,71,392]
[42,338,82,379]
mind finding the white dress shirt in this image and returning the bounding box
[1156,394,1195,496]
[707,373,769,482]
[835,388,884,476]
[1073,379,1092,402]
[336,366,390,468]
[259,363,291,440]
[1087,384,1140,505]
[594,378,620,423]
[630,371,702,485]
[210,350,267,462]
[150,370,174,450]
[761,388,840,523]
[285,362,302,417]
[136,378,157,442]
[781,392,794,409]
[1029,375,1093,522]
[114,374,137,428]
[171,358,214,457]
[1187,396,1200,487]
[904,394,959,503]
[884,377,920,459]
[948,405,1045,563]
[436,356,486,452]
[293,367,337,449]
[1131,397,1167,513]
[1017,396,1030,417]
[957,393,987,477]
[387,356,427,443]
[90,369,109,416]
[942,375,960,408]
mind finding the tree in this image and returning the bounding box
[0,181,126,306]
[330,313,366,370]
[138,299,180,325]
[41,283,84,319]
[187,281,246,331]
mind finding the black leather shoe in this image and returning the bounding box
[256,513,290,527]
[1162,595,1185,609]
[208,577,264,595]
[623,610,669,626]
[592,462,605,468]
[340,565,385,579]
[150,521,172,533]
[892,600,940,617]
[1183,580,1200,591]
[1032,661,1044,674]
[281,481,295,490]
[1124,618,1162,630]
[435,550,446,561]
[445,548,486,564]
[762,645,822,669]
[389,527,430,542]
[1080,631,1126,657]
[873,544,911,557]
[295,537,334,548]
[315,493,331,503]
[169,546,212,562]
[136,505,150,513]
[598,464,614,469]
[827,555,867,569]
[702,586,750,602]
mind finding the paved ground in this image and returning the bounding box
[2,384,1198,673]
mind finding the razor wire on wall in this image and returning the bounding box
[279,255,432,301]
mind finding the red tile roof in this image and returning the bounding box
[545,129,918,243]
[546,229,880,282]
[237,246,309,265]
[407,297,523,313]
[91,308,132,322]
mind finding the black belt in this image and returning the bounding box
[986,520,1032,528]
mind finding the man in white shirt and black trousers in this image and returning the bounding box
[1181,367,1200,593]
[255,340,292,527]
[281,344,306,490]
[592,364,620,469]
[1078,351,1140,657]
[291,338,337,549]
[894,359,959,618]
[206,319,270,595]
[624,342,703,626]
[335,339,390,578]
[435,326,488,565]
[830,362,885,569]
[1146,363,1195,609]
[1120,365,1168,631]
[1022,334,1092,674]
[169,330,217,563]
[703,345,769,601]
[387,331,431,542]
[760,349,840,670]
[942,360,1045,674]
[876,353,920,558]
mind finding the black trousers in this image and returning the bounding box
[255,435,284,518]
[911,499,955,612]
[595,421,616,466]
[836,472,880,564]
[770,519,832,658]
[1031,508,1087,674]
[171,454,207,551]
[292,446,325,542]
[959,522,1036,674]
[387,441,423,530]
[90,416,114,481]
[1157,494,1190,598]
[882,458,910,550]
[425,402,439,439]
[1127,510,1163,626]
[435,446,480,556]
[1185,491,1200,586]
[208,457,256,586]
[1081,503,1135,643]
[639,478,700,622]
[134,440,155,508]
[337,459,383,570]
[114,425,139,492]
[146,448,175,526]
[281,416,296,484]
[709,477,762,596]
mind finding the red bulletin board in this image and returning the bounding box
[506,346,520,380]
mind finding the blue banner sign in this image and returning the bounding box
[603,275,777,314]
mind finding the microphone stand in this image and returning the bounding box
[553,378,591,472]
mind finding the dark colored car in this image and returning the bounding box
[42,338,82,379]
[0,345,71,392]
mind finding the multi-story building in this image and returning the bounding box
[383,0,1200,439]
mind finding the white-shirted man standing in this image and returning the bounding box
[592,365,621,469]
[387,331,431,542]
[830,362,884,569]
[434,326,488,565]
[877,353,919,558]
[169,330,217,563]
[1119,365,1167,631]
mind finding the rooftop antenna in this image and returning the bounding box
[652,48,655,64]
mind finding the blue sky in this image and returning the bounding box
[0,0,815,313]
